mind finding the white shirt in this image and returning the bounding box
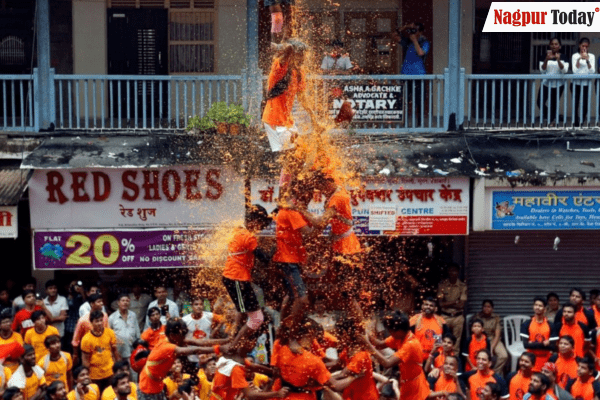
[108,310,140,358]
[572,52,596,86]
[111,293,152,330]
[321,54,353,71]
[145,299,178,329]
[79,302,107,317]
[540,59,569,88]
[43,295,68,336]
[182,312,216,362]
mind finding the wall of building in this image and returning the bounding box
[216,0,247,74]
[73,0,107,74]
[432,0,473,75]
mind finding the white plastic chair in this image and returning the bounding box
[503,315,530,372]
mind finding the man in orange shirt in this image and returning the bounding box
[564,357,600,400]
[461,349,508,400]
[462,319,490,372]
[555,289,596,331]
[140,308,166,350]
[553,304,590,358]
[272,187,314,331]
[221,205,272,353]
[521,297,556,372]
[0,309,24,373]
[262,39,315,154]
[427,355,467,400]
[365,311,431,400]
[410,298,449,362]
[506,352,536,400]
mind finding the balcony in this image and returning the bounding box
[0,69,598,134]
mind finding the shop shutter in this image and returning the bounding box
[466,230,600,317]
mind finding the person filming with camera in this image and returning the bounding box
[393,22,430,126]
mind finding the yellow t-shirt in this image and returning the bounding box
[163,374,190,397]
[0,332,24,372]
[252,373,269,389]
[25,325,60,362]
[101,382,138,400]
[24,372,46,400]
[37,352,73,386]
[0,366,12,390]
[196,369,213,400]
[80,328,117,380]
[66,384,100,400]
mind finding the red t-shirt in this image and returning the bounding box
[272,209,308,264]
[139,341,177,394]
[209,365,248,400]
[12,306,42,335]
[223,227,258,282]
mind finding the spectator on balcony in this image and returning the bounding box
[538,37,569,127]
[321,40,354,74]
[571,37,595,127]
[393,22,430,127]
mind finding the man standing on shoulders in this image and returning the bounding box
[109,294,140,362]
[43,281,68,340]
[438,263,467,353]
[410,297,449,362]
[145,286,178,329]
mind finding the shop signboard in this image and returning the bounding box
[29,166,244,229]
[492,189,600,230]
[33,229,209,270]
[251,177,469,236]
[329,83,404,122]
[0,206,18,238]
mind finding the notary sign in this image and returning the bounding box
[492,189,600,230]
[33,229,208,270]
[251,177,469,236]
[329,84,403,122]
[28,166,244,229]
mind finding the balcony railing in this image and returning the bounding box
[5,69,598,134]
[465,74,600,129]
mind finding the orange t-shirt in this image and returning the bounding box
[551,353,578,389]
[507,371,532,400]
[522,318,552,371]
[272,345,332,400]
[24,325,60,362]
[464,334,488,372]
[0,332,24,372]
[141,326,167,350]
[384,336,403,350]
[327,189,361,255]
[139,341,177,394]
[272,209,308,264]
[342,351,379,400]
[409,314,445,360]
[464,370,506,400]
[209,365,248,400]
[262,59,306,128]
[311,332,339,359]
[566,377,600,400]
[394,333,430,400]
[433,373,461,394]
[223,227,258,282]
[558,322,588,358]
[432,349,456,369]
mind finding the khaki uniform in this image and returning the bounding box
[476,312,508,375]
[437,279,467,352]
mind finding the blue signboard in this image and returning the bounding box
[492,190,600,230]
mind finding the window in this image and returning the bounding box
[169,10,215,73]
[0,36,25,66]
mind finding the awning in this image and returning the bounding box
[0,168,32,205]
[20,134,269,170]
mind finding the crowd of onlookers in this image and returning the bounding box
[1,273,600,400]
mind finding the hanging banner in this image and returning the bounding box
[329,83,404,122]
[33,229,209,270]
[251,177,469,236]
[0,206,18,239]
[491,189,600,230]
[29,166,244,230]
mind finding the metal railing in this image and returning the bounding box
[53,74,245,130]
[0,75,36,131]
[465,74,600,129]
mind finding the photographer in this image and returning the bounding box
[393,22,430,126]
